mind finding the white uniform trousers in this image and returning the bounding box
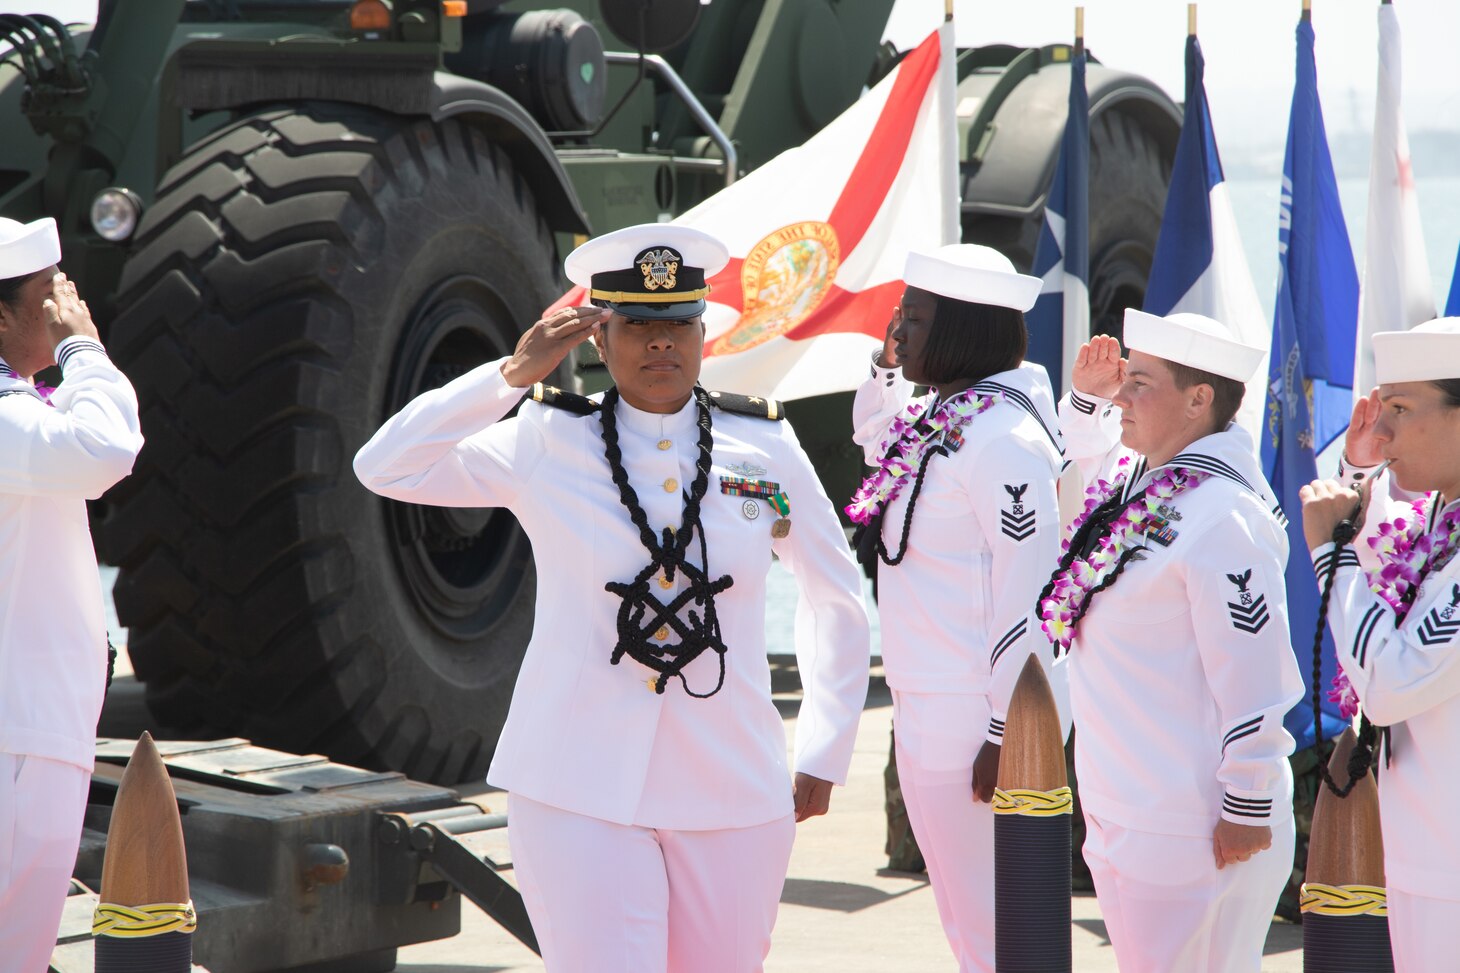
[892,690,994,973]
[0,752,90,973]
[1387,888,1460,972]
[1082,811,1294,973]
[507,793,797,973]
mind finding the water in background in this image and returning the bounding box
[98,177,1460,659]
[1229,175,1460,322]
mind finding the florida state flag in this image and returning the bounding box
[551,24,958,401]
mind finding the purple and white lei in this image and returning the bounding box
[2,365,53,403]
[1039,459,1209,652]
[845,388,1002,525]
[1330,496,1460,719]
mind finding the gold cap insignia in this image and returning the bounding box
[637,247,680,292]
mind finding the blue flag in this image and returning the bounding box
[1263,17,1358,749]
[1144,36,1269,438]
[1447,240,1460,316]
[1027,47,1089,394]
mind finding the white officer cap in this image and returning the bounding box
[1123,308,1265,382]
[565,223,730,320]
[901,244,1041,313]
[1373,317,1460,384]
[0,217,61,281]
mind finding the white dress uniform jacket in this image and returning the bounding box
[1314,470,1460,903]
[0,338,142,770]
[1058,390,1303,836]
[853,361,1068,739]
[354,358,870,830]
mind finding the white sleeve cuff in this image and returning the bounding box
[54,335,109,375]
[1221,789,1277,825]
[1311,543,1361,577]
[1065,389,1110,417]
[1335,453,1383,486]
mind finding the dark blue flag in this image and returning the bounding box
[1447,240,1460,315]
[1026,47,1089,393]
[1143,35,1268,442]
[1263,16,1358,749]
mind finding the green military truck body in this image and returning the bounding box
[0,0,1178,783]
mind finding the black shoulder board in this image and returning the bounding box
[529,382,600,416]
[706,390,784,421]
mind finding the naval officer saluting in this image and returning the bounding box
[849,244,1067,973]
[0,217,143,972]
[1301,319,1460,971]
[1047,310,1304,973]
[354,224,871,973]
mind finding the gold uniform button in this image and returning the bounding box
[657,439,672,450]
[663,478,678,493]
[655,627,669,641]
[659,576,673,589]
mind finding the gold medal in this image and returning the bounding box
[768,492,791,539]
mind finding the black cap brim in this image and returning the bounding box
[602,299,707,321]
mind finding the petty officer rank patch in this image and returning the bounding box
[1417,583,1460,646]
[1225,569,1271,635]
[1000,483,1036,542]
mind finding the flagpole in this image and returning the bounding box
[1074,7,1084,57]
[1188,3,1197,36]
[945,0,953,23]
[1303,0,1312,22]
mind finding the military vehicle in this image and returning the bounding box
[0,0,1178,785]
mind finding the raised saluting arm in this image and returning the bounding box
[353,305,605,507]
[0,277,141,499]
[851,308,915,464]
[1058,335,1126,489]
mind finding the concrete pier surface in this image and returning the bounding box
[395,670,1305,973]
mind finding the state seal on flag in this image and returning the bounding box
[706,221,840,356]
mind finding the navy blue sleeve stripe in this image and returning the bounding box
[1353,604,1385,668]
[1221,715,1262,749]
[989,618,1028,669]
[1068,391,1097,415]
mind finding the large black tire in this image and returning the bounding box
[97,104,560,783]
[1087,108,1170,340]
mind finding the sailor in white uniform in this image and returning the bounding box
[849,244,1066,972]
[0,217,143,973]
[354,224,870,973]
[1301,318,1460,972]
[1051,310,1303,973]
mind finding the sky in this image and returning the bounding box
[19,0,1457,152]
[884,0,1460,152]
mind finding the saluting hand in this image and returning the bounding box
[1071,335,1125,400]
[500,305,609,389]
[793,772,833,822]
[42,272,99,344]
[874,306,901,369]
[1344,388,1385,468]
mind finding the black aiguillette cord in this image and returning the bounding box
[599,386,733,698]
